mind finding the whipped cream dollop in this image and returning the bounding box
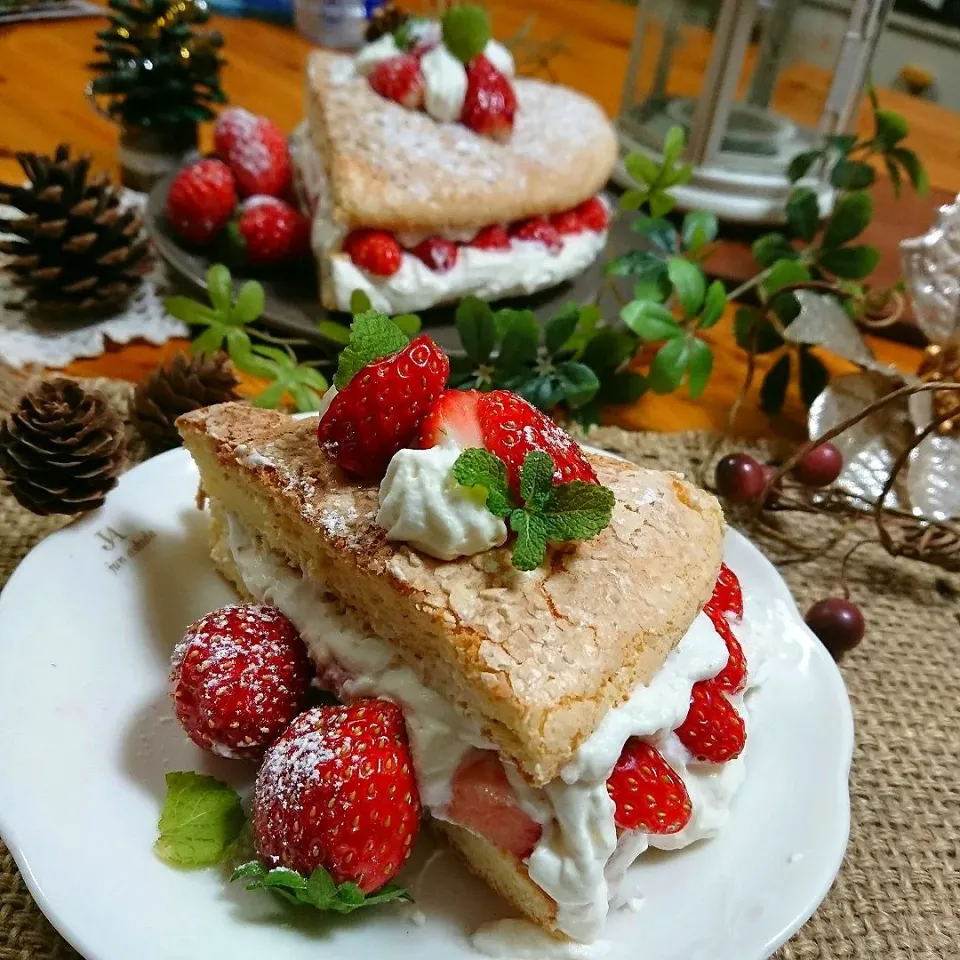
[483,39,515,77]
[377,444,507,561]
[421,44,468,123]
[354,33,400,75]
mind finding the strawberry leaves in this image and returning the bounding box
[453,449,615,571]
[231,861,410,914]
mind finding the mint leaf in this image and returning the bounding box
[155,772,245,867]
[349,288,372,315]
[452,448,514,518]
[541,482,615,542]
[510,510,548,571]
[232,861,411,914]
[519,450,554,511]
[207,264,233,314]
[334,310,408,389]
[442,3,491,63]
[231,280,265,325]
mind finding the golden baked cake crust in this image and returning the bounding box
[178,403,724,785]
[305,50,618,234]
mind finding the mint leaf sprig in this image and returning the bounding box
[232,861,410,914]
[453,449,615,571]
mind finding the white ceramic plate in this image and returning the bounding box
[0,448,853,960]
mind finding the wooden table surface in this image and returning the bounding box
[2,0,957,439]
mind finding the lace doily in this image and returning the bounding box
[0,190,187,370]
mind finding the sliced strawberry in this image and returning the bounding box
[550,208,584,235]
[417,389,484,449]
[708,615,747,694]
[317,334,449,479]
[369,54,425,109]
[510,217,562,253]
[411,236,459,272]
[675,680,746,763]
[343,229,403,277]
[477,390,598,493]
[606,739,692,834]
[469,225,511,251]
[461,55,516,142]
[447,749,542,859]
[577,196,610,232]
[705,562,743,621]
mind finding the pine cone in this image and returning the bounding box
[0,378,126,516]
[365,2,409,42]
[132,351,241,453]
[0,144,152,315]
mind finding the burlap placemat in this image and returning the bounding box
[0,371,958,959]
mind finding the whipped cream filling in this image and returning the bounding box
[223,512,762,942]
[421,44,468,123]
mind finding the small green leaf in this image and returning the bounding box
[698,280,726,329]
[873,109,908,149]
[631,216,679,255]
[252,380,287,409]
[681,210,718,251]
[452,449,513,518]
[620,188,650,211]
[625,152,662,187]
[785,187,819,242]
[620,300,681,341]
[667,257,707,317]
[441,3,491,63]
[165,296,219,326]
[392,313,422,337]
[891,147,929,195]
[829,133,858,155]
[605,250,668,282]
[649,192,676,218]
[648,336,690,394]
[154,772,245,867]
[581,328,636,373]
[799,347,829,408]
[686,338,713,399]
[560,304,601,357]
[206,264,232,315]
[787,150,821,182]
[349,289,372,315]
[817,245,880,280]
[884,156,903,199]
[334,311,408,389]
[517,375,565,412]
[251,344,293,365]
[540,481,615,542]
[763,258,811,297]
[510,510,548,571]
[520,450,555,510]
[191,325,226,356]
[752,233,797,268]
[760,353,791,415]
[497,310,540,367]
[317,320,352,345]
[668,162,693,187]
[456,296,498,365]
[545,303,581,355]
[734,306,783,355]
[297,366,329,391]
[831,158,874,190]
[231,280,265,325]
[822,191,872,249]
[662,125,685,166]
[598,370,647,405]
[289,383,321,412]
[554,361,600,408]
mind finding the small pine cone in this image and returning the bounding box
[132,351,241,453]
[365,2,409,42]
[0,378,126,516]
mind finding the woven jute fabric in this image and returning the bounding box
[0,375,958,959]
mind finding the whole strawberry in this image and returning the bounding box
[319,332,449,479]
[344,229,403,277]
[165,158,237,246]
[234,196,310,265]
[369,54,425,109]
[606,739,692,834]
[675,680,746,763]
[252,700,422,891]
[511,217,562,253]
[170,603,310,759]
[218,109,291,199]
[461,54,516,142]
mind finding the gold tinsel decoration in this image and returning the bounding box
[917,342,960,435]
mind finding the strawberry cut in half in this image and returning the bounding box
[417,389,484,449]
[251,700,422,892]
[318,334,450,479]
[705,562,743,621]
[708,614,748,695]
[412,236,459,273]
[510,217,562,253]
[469,225,511,251]
[447,749,542,859]
[675,680,746,763]
[461,54,517,142]
[606,739,692,834]
[369,54,425,109]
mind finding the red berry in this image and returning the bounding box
[510,217,562,254]
[675,680,746,763]
[447,749,542,858]
[170,603,310,760]
[714,453,766,505]
[318,334,450,479]
[469,225,511,251]
[411,236,459,273]
[707,615,748,694]
[461,54,517,142]
[793,441,843,488]
[805,597,864,658]
[550,209,583,235]
[704,562,743,621]
[369,54,425,109]
[477,390,598,493]
[165,158,237,246]
[220,113,291,199]
[252,700,422,891]
[606,739,692,834]
[417,389,484,449]
[235,196,310,265]
[577,196,610,232]
[343,229,403,277]
[214,106,258,159]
